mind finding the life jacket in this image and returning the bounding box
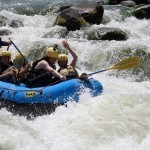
[58,65,79,79]
[24,58,55,87]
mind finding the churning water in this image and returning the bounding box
[0,0,150,150]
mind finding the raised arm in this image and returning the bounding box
[62,40,78,68]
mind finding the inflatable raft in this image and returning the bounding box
[0,78,103,118]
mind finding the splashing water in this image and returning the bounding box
[0,0,150,149]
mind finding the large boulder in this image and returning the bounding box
[54,2,104,31]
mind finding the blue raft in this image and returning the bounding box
[0,78,103,118]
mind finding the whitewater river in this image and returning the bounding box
[0,0,150,150]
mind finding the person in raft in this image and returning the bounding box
[24,46,66,87]
[13,53,32,82]
[0,50,18,84]
[58,40,79,79]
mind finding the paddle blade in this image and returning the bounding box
[108,56,140,70]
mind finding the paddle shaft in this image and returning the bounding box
[7,45,10,51]
[88,69,108,76]
[9,39,28,64]
[87,56,140,76]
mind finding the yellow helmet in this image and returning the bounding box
[45,47,59,59]
[0,50,11,57]
[58,54,68,61]
[15,53,23,59]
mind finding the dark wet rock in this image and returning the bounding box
[9,19,24,28]
[85,27,128,41]
[132,5,150,19]
[0,29,12,36]
[54,8,88,31]
[0,16,8,27]
[43,27,69,39]
[80,3,104,25]
[54,2,104,31]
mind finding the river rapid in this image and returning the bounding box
[0,0,150,150]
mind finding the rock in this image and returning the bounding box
[54,2,104,31]
[85,27,128,41]
[132,5,150,19]
[54,8,87,31]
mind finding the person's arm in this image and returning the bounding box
[62,40,78,68]
[18,62,32,78]
[0,67,18,78]
[36,60,66,81]
[0,72,11,78]
[0,40,12,46]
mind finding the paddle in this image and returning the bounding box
[7,45,10,51]
[8,38,28,64]
[80,56,140,78]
